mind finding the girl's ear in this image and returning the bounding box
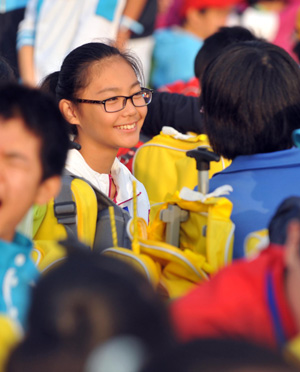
[59,99,80,125]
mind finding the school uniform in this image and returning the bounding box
[65,149,150,223]
[209,147,300,259]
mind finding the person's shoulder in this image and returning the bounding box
[115,159,146,190]
[0,232,38,278]
[0,232,32,251]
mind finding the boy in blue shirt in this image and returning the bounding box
[0,83,69,330]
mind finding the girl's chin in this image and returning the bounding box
[118,134,141,149]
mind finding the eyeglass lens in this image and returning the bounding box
[105,90,152,112]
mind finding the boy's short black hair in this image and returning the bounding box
[194,26,258,82]
[0,83,69,180]
[201,40,300,159]
[25,253,174,358]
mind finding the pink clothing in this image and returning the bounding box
[274,1,300,61]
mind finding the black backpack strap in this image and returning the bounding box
[54,174,77,239]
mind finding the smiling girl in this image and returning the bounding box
[45,42,151,222]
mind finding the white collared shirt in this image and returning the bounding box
[65,149,150,223]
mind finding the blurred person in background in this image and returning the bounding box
[236,0,300,61]
[0,0,29,78]
[17,0,157,86]
[150,0,242,88]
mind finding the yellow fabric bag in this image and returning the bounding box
[148,187,235,273]
[31,177,98,272]
[31,240,67,274]
[32,173,133,272]
[103,183,234,299]
[137,237,210,299]
[132,127,230,204]
[103,215,210,299]
[34,178,98,248]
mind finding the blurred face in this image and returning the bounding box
[72,56,147,153]
[189,7,232,39]
[0,117,43,241]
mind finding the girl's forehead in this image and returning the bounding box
[89,56,134,76]
[84,57,138,90]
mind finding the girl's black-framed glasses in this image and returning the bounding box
[76,88,153,113]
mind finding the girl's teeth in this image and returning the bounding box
[117,124,135,130]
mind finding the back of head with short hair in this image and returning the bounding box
[27,253,174,354]
[7,253,174,372]
[201,40,300,159]
[0,83,69,180]
[194,26,258,82]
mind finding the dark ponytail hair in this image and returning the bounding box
[40,71,60,98]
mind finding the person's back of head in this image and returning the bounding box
[24,253,174,356]
[201,40,300,159]
[194,26,258,82]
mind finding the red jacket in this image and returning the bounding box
[158,77,200,97]
[170,246,298,349]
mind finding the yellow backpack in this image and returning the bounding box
[132,127,230,204]
[102,180,235,299]
[32,174,132,271]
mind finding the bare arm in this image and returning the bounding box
[18,45,36,86]
[115,0,148,49]
[17,0,39,86]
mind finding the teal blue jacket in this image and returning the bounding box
[0,232,39,328]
